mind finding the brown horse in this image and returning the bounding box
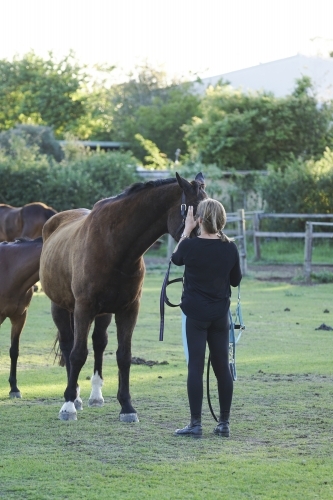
[0,202,57,242]
[0,237,43,397]
[39,172,206,421]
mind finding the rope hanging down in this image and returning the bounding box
[159,259,183,341]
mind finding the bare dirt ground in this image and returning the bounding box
[246,264,333,282]
[144,257,333,282]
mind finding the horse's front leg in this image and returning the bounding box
[115,300,140,423]
[59,302,93,421]
[88,313,112,407]
[8,312,27,398]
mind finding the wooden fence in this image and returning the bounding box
[304,222,333,279]
[166,211,333,278]
[252,213,333,260]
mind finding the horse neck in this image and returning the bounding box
[101,183,180,261]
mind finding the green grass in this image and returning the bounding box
[1,274,333,499]
[246,238,333,265]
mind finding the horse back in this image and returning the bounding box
[42,208,90,242]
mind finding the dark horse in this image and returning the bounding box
[39,172,206,421]
[0,237,43,397]
[0,202,57,242]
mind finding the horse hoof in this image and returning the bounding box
[74,397,83,411]
[119,412,139,423]
[9,391,22,399]
[88,398,104,408]
[59,402,77,421]
[59,411,77,421]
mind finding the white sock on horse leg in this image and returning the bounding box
[88,371,104,407]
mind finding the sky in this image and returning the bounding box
[1,0,333,82]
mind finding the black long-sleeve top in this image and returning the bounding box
[171,238,242,321]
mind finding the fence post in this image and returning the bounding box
[253,212,261,260]
[237,208,247,275]
[304,222,313,280]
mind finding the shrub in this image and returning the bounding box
[0,136,139,210]
[0,125,64,162]
[259,150,333,230]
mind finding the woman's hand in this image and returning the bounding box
[184,206,198,236]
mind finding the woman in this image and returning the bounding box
[171,198,242,437]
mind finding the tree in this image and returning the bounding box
[0,51,87,136]
[261,148,333,216]
[183,77,333,170]
[0,125,64,162]
[134,134,170,170]
[109,63,201,162]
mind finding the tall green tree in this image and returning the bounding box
[183,77,333,170]
[109,64,201,161]
[0,51,87,136]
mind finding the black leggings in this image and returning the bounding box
[184,313,233,419]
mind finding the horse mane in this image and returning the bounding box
[93,177,178,209]
[125,177,178,195]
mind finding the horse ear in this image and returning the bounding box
[195,172,205,188]
[175,172,192,192]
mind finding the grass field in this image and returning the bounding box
[0,272,333,499]
[246,238,333,265]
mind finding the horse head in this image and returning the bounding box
[167,172,207,241]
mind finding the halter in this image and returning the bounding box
[174,191,188,241]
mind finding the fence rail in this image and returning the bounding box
[166,211,333,279]
[252,212,333,261]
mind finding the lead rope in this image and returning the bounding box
[160,191,187,341]
[159,259,184,341]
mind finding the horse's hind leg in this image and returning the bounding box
[8,312,27,398]
[60,302,93,421]
[89,313,112,407]
[115,300,140,423]
[51,302,82,412]
[51,302,73,374]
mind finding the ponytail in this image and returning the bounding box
[197,199,233,242]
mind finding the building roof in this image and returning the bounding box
[58,140,129,151]
[195,54,333,101]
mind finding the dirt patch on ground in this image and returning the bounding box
[247,264,304,282]
[131,356,169,367]
[247,264,333,282]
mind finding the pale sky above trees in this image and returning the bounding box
[0,0,332,82]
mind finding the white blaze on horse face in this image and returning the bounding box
[88,371,104,407]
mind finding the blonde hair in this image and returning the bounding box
[196,198,232,242]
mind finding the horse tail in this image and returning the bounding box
[53,332,66,367]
